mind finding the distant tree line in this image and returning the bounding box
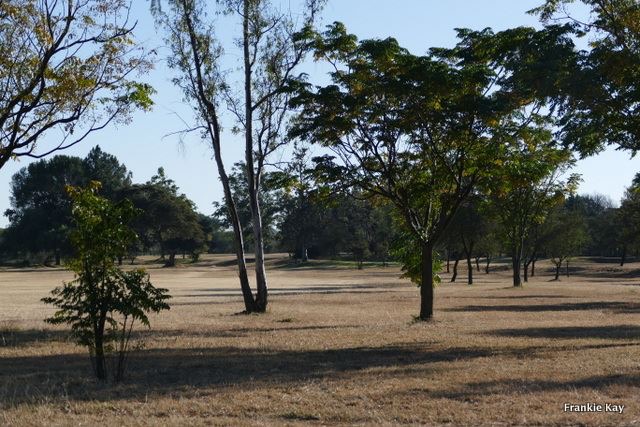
[3,146,639,280]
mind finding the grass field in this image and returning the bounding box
[1,255,639,426]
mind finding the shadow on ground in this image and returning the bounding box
[490,325,640,340]
[417,373,640,401]
[448,301,640,314]
[2,326,640,408]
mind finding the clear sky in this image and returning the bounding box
[0,0,637,226]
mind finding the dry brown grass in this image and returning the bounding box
[1,254,639,426]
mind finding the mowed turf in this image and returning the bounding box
[1,255,639,426]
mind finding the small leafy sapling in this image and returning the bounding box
[43,182,171,382]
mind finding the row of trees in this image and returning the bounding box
[5,144,640,280]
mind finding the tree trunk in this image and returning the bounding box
[166,252,176,267]
[179,1,254,312]
[243,0,268,313]
[94,314,107,381]
[621,245,627,266]
[512,238,523,287]
[555,263,561,280]
[419,243,434,320]
[475,256,480,272]
[531,259,536,277]
[466,255,473,285]
[523,260,530,282]
[513,257,522,287]
[451,258,460,282]
[485,256,491,274]
[446,250,450,273]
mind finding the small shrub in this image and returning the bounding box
[42,182,171,382]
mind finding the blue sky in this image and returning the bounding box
[0,0,636,225]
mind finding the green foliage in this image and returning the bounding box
[531,0,640,154]
[291,22,574,298]
[2,147,131,264]
[122,168,206,265]
[543,205,589,275]
[42,183,170,381]
[0,1,153,168]
[391,232,442,287]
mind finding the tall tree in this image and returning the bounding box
[292,24,571,319]
[0,0,154,168]
[156,0,323,313]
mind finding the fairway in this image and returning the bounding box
[1,255,639,426]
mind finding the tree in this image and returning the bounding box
[42,183,170,382]
[277,143,320,261]
[155,0,323,313]
[0,1,154,168]
[544,205,589,280]
[2,147,132,264]
[618,174,640,265]
[292,24,572,319]
[447,197,486,285]
[565,194,619,257]
[475,213,503,274]
[3,155,85,264]
[121,168,206,266]
[489,130,578,287]
[533,0,640,154]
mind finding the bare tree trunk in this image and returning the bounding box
[451,258,460,282]
[512,243,523,287]
[485,255,491,274]
[243,0,268,313]
[174,0,255,312]
[523,260,530,282]
[621,244,627,266]
[513,256,522,286]
[94,313,107,381]
[466,254,473,285]
[446,250,450,273]
[419,243,434,320]
[531,259,536,277]
[475,256,480,272]
[555,263,561,280]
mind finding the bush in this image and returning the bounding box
[42,182,170,382]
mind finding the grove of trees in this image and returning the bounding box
[1,0,640,335]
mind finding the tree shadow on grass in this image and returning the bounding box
[2,330,639,408]
[490,325,640,340]
[449,295,579,300]
[178,283,407,298]
[448,301,640,314]
[425,373,640,401]
[0,341,497,408]
[0,328,71,347]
